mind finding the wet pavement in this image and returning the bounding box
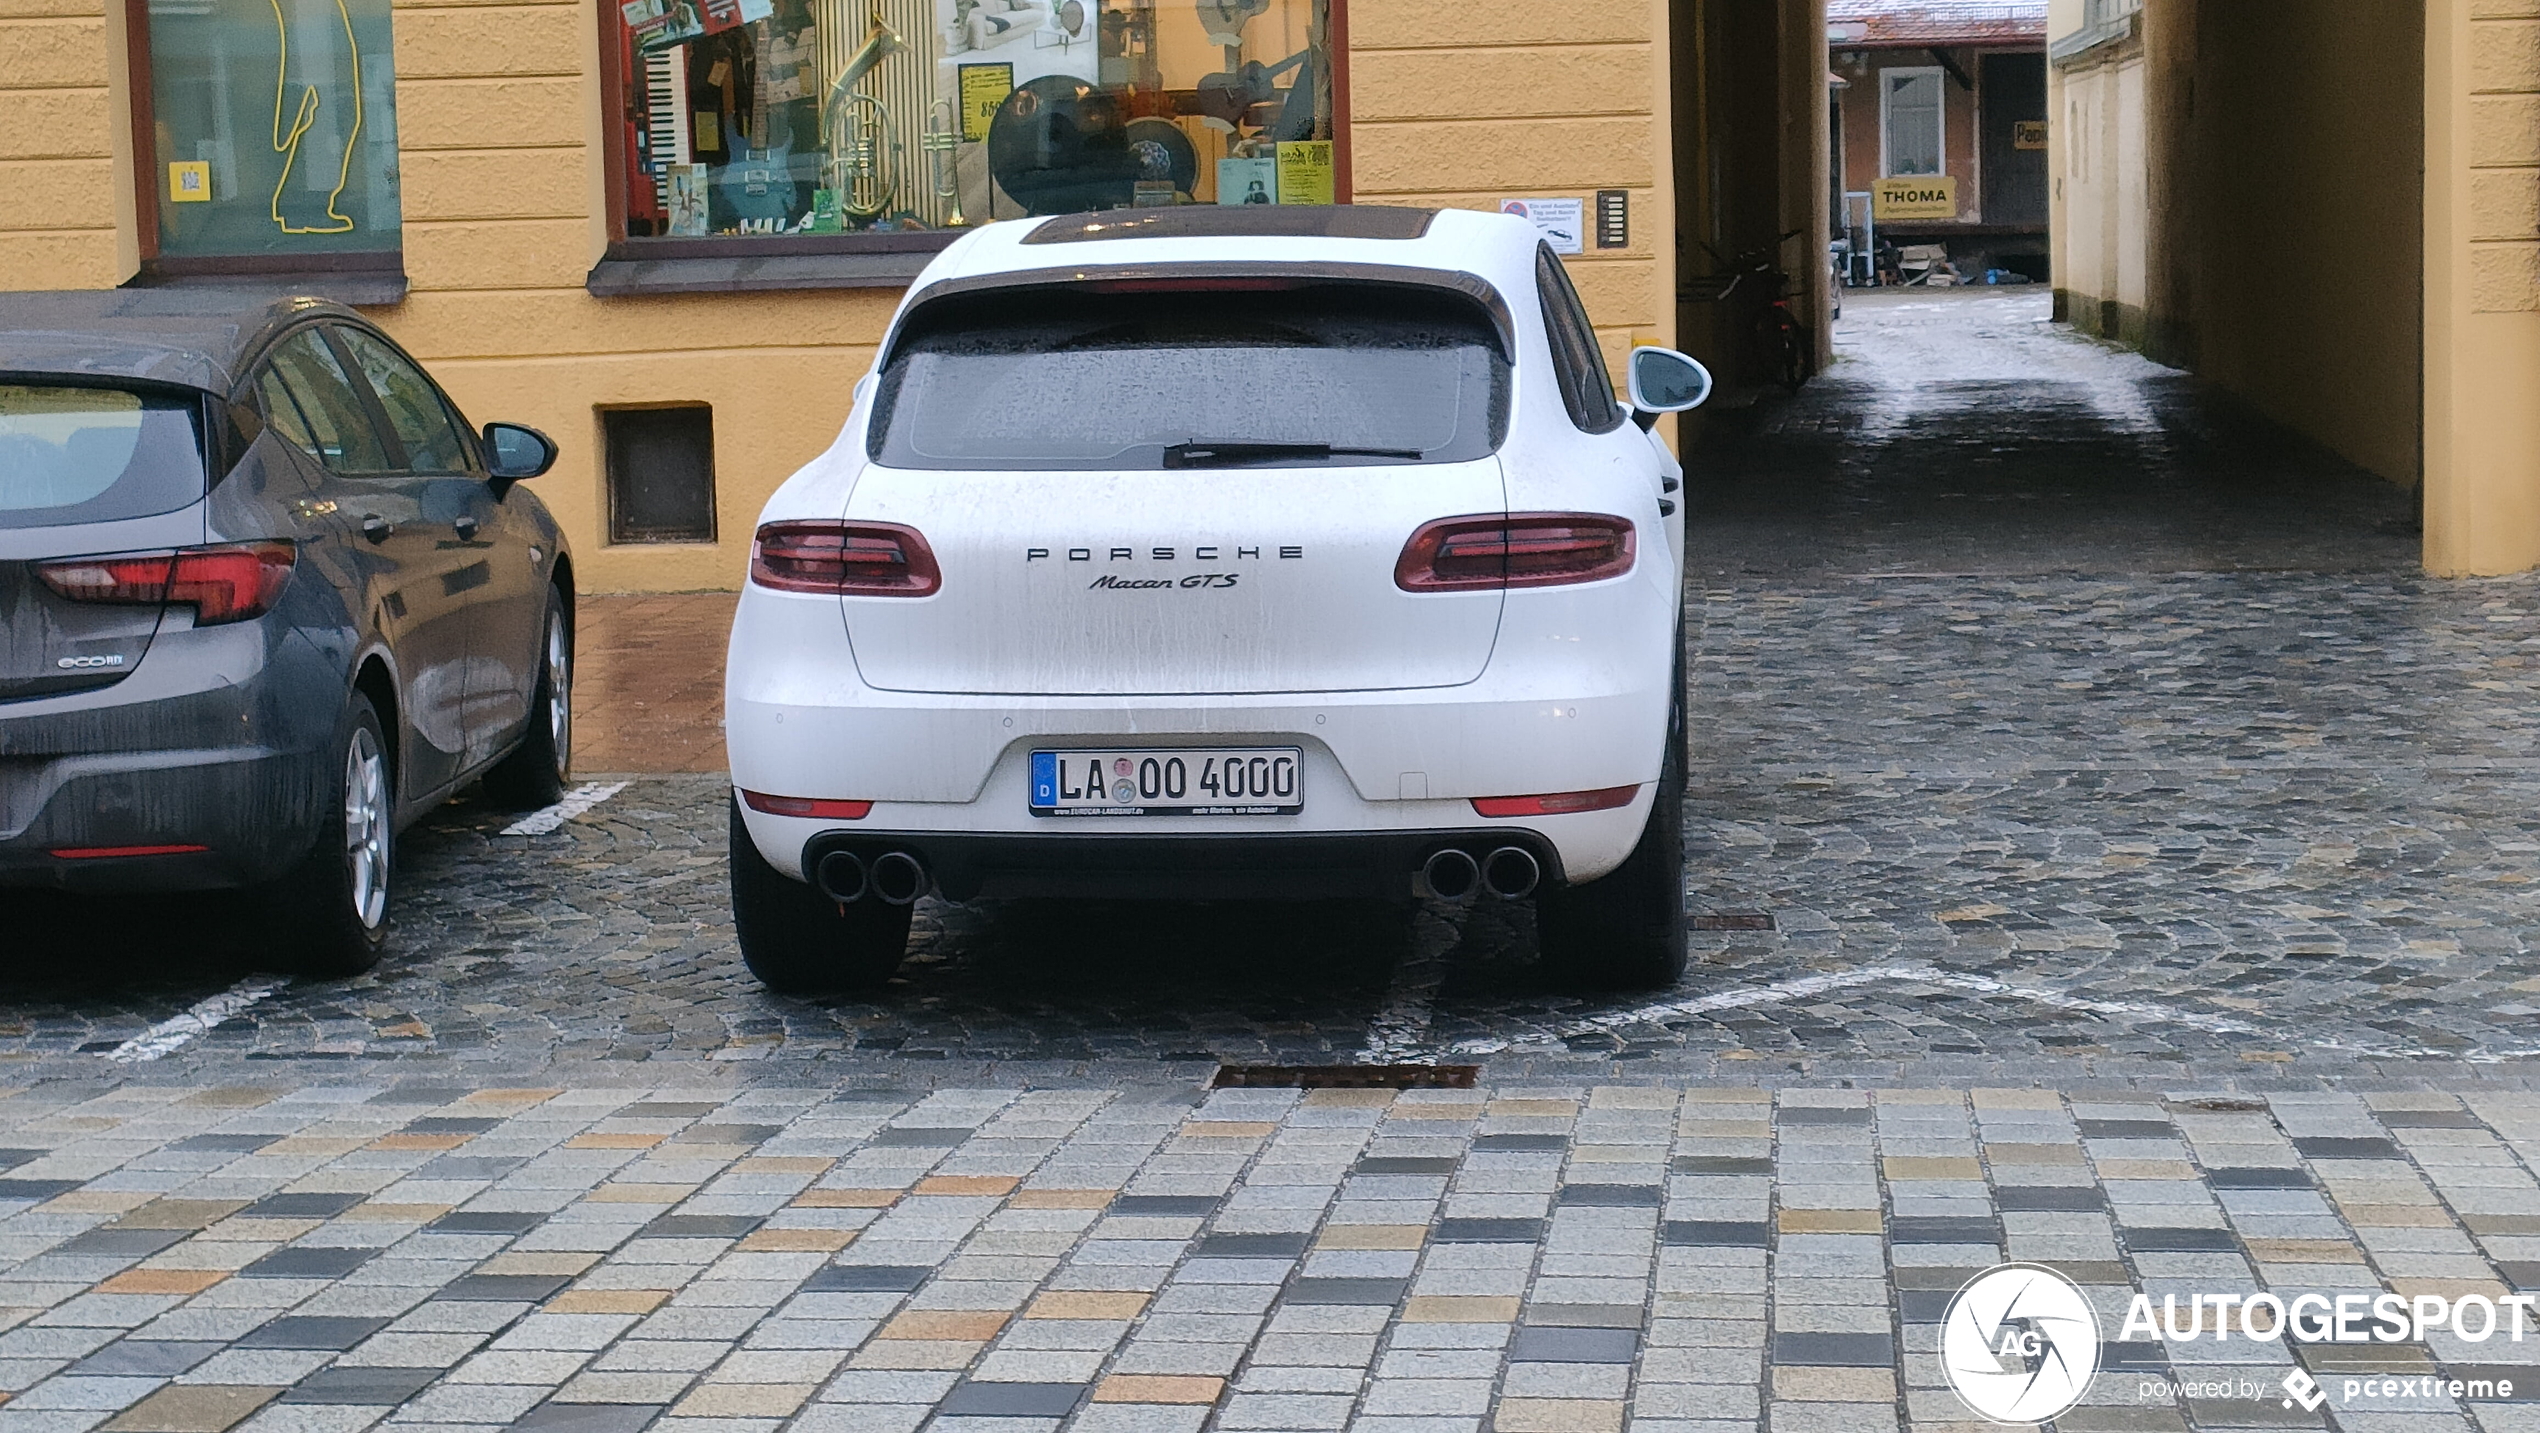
[2,283,2536,1433]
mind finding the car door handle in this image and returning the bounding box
[454,516,480,541]
[361,514,393,544]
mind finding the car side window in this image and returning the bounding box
[1536,244,1625,434]
[262,329,397,475]
[255,369,321,458]
[334,327,476,475]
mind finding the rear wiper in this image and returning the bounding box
[1161,441,1425,468]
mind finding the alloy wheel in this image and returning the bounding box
[343,725,389,929]
[545,609,571,778]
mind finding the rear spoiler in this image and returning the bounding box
[879,261,1516,368]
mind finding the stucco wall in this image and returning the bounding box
[0,0,1676,593]
[2427,0,2540,575]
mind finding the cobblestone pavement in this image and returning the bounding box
[6,286,2540,1431]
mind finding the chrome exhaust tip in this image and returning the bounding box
[1482,846,1540,900]
[813,849,868,905]
[1422,848,1480,904]
[869,850,929,906]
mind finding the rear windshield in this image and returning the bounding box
[870,283,1509,470]
[0,383,205,530]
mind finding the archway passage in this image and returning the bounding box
[1688,284,2418,580]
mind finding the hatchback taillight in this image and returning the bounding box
[750,521,941,597]
[36,542,296,625]
[1395,514,1635,592]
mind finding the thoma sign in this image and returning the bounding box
[1872,175,1957,220]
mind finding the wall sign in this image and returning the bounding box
[1501,197,1583,253]
[2013,119,2048,150]
[1871,175,1957,220]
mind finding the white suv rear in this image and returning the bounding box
[723,205,1711,992]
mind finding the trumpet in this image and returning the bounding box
[822,9,904,222]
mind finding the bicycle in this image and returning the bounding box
[1680,231,1812,393]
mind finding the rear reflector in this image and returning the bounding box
[1396,514,1635,592]
[37,542,296,625]
[49,844,210,859]
[741,791,873,820]
[1470,784,1639,818]
[750,521,940,597]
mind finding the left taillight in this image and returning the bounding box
[36,542,296,625]
[1395,513,1636,592]
[750,521,940,597]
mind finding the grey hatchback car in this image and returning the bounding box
[0,291,572,975]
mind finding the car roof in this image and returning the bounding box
[919,204,1543,297]
[0,290,359,395]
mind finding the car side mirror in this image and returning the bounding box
[484,422,558,481]
[1627,346,1713,430]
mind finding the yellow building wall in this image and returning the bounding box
[0,0,1675,593]
[2426,0,2540,575]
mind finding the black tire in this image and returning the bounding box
[729,799,911,994]
[1536,659,1688,991]
[1769,315,1810,393]
[261,691,393,979]
[483,592,571,810]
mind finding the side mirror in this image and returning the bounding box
[1626,346,1713,430]
[483,422,558,481]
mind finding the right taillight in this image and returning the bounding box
[751,521,940,597]
[1395,513,1635,592]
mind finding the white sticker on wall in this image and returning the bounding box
[1501,197,1585,254]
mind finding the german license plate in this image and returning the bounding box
[1030,747,1302,817]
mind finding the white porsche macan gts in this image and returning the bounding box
[723,204,1713,994]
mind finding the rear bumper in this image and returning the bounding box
[797,827,1568,903]
[0,622,339,893]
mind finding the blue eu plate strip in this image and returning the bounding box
[1030,751,1058,808]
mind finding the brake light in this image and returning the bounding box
[1471,785,1640,818]
[741,791,873,820]
[37,542,296,625]
[751,521,940,597]
[1395,514,1635,592]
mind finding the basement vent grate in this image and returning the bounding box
[1211,1064,1480,1090]
[1692,911,1774,931]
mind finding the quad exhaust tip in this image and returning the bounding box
[814,850,867,905]
[869,850,929,906]
[1422,848,1480,904]
[1482,846,1540,899]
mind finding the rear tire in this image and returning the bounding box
[483,593,571,810]
[729,799,911,994]
[262,692,393,979]
[1536,677,1687,991]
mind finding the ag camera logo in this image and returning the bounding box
[1941,1264,2102,1423]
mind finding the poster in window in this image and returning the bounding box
[1216,156,1276,206]
[665,163,710,235]
[1274,141,1333,206]
[957,63,1014,143]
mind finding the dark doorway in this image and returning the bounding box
[1980,52,2047,228]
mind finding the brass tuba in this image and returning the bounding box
[821,8,904,222]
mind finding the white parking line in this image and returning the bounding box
[500,781,629,836]
[1440,963,2532,1062]
[101,977,288,1064]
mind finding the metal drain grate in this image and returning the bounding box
[1211,1064,1480,1090]
[1693,911,1773,931]
[2168,1096,2270,1113]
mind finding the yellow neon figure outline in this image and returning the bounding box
[268,0,363,234]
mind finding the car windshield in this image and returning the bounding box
[0,383,205,529]
[869,282,1509,471]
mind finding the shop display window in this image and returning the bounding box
[609,0,1340,241]
[139,0,403,260]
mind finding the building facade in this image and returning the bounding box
[3,0,1693,591]
[1828,0,2048,280]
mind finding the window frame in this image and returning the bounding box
[592,0,1357,263]
[120,0,405,283]
[1878,64,1947,179]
